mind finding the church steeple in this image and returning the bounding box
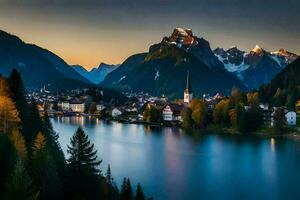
[184,71,193,104]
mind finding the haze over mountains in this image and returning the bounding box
[73,63,119,84]
[0,28,298,97]
[0,30,93,90]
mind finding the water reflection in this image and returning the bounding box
[52,117,300,200]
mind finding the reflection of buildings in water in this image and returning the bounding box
[270,138,275,153]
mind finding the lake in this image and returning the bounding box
[52,116,300,200]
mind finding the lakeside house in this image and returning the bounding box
[262,105,297,127]
[111,108,123,117]
[162,104,183,122]
[69,98,85,113]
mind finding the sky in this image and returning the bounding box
[0,0,299,70]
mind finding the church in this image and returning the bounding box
[184,71,194,105]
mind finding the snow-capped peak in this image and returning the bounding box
[252,45,263,53]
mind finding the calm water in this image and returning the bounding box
[52,117,300,200]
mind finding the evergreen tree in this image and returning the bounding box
[0,134,17,195]
[66,127,103,199]
[42,112,66,181]
[5,159,35,200]
[8,69,30,141]
[135,183,145,200]
[106,164,113,184]
[120,178,133,200]
[31,132,63,200]
[27,100,43,148]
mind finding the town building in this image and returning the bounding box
[111,108,123,117]
[183,71,193,105]
[69,99,85,113]
[162,104,183,122]
[61,101,70,112]
[285,111,297,126]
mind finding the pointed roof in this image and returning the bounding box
[184,71,193,93]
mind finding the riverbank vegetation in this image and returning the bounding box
[181,88,298,135]
[0,70,150,200]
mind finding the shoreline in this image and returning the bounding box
[53,115,300,140]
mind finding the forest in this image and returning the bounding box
[0,69,150,200]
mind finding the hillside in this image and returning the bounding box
[0,30,93,90]
[101,28,245,98]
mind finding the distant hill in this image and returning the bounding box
[73,63,119,84]
[101,28,245,98]
[259,57,300,108]
[0,30,93,90]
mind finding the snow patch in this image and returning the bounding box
[154,70,159,80]
[119,76,126,82]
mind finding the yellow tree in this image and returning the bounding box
[0,96,21,133]
[247,92,259,106]
[213,99,230,125]
[0,76,11,96]
[229,108,238,128]
[190,99,207,127]
[32,132,46,157]
[9,129,27,161]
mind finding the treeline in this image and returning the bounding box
[0,70,150,200]
[182,88,288,134]
[258,57,300,110]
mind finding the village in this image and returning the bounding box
[29,73,300,129]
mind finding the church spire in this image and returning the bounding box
[184,70,194,104]
[185,70,193,93]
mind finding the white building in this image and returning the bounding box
[111,108,122,117]
[285,111,297,126]
[96,104,106,112]
[162,104,183,122]
[69,99,85,113]
[61,101,70,111]
[183,71,193,105]
[270,108,297,127]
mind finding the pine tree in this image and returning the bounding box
[42,111,66,184]
[0,134,17,195]
[67,127,102,175]
[135,183,145,200]
[31,132,63,200]
[8,69,30,142]
[120,178,133,200]
[66,127,103,199]
[106,164,113,184]
[27,100,43,148]
[5,159,35,200]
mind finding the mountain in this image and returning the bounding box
[73,63,119,84]
[214,45,298,89]
[0,30,93,90]
[258,57,300,107]
[101,28,245,98]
